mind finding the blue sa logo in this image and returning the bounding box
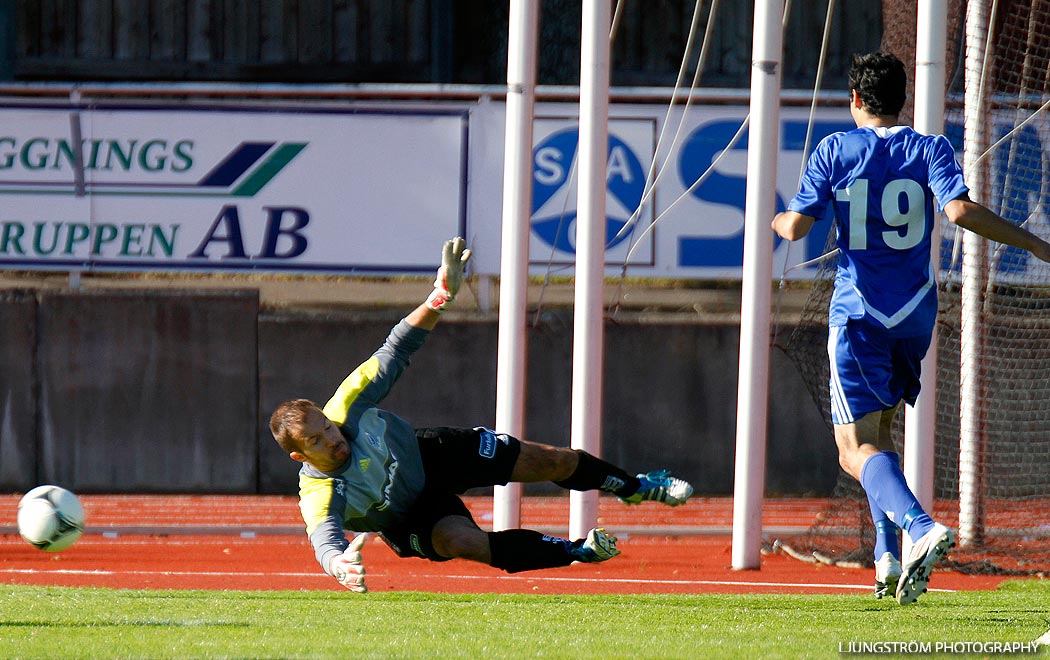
[531,128,646,254]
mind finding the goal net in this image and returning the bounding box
[775,0,1050,575]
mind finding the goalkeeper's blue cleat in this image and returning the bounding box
[618,469,693,506]
[873,552,901,599]
[569,528,621,563]
[896,523,954,605]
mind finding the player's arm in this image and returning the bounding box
[772,211,817,241]
[404,303,441,331]
[323,238,473,418]
[300,477,369,592]
[327,532,369,593]
[365,236,472,388]
[418,236,472,322]
[774,135,834,241]
[309,515,368,592]
[366,236,473,335]
[944,194,1050,263]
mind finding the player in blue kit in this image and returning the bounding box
[773,52,1050,605]
[270,237,693,592]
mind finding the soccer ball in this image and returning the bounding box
[17,485,86,552]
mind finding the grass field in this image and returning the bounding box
[1,581,1047,659]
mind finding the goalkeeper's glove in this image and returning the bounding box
[425,237,472,313]
[329,533,368,593]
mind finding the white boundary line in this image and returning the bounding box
[0,525,821,536]
[0,568,324,578]
[0,568,955,593]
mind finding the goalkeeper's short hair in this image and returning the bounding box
[270,398,321,453]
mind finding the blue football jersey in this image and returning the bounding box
[788,126,969,336]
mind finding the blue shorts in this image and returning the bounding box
[827,320,931,424]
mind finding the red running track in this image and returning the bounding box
[0,495,1012,595]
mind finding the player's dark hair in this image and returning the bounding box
[848,52,907,116]
[270,399,320,453]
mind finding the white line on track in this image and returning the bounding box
[0,568,324,578]
[0,568,954,592]
[406,574,956,593]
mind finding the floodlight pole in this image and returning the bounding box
[731,0,783,570]
[568,0,610,541]
[493,0,539,531]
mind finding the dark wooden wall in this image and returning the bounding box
[6,0,883,89]
[13,0,437,82]
[0,290,837,495]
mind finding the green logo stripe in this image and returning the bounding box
[231,143,307,197]
[0,141,307,197]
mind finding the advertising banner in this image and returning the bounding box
[509,104,852,279]
[0,104,468,273]
[7,98,1038,280]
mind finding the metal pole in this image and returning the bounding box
[568,0,610,541]
[730,0,782,570]
[69,88,86,288]
[959,0,992,548]
[493,0,539,531]
[904,0,947,516]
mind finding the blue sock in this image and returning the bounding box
[865,475,899,561]
[859,452,935,543]
[871,517,900,562]
[865,472,899,561]
[900,506,935,542]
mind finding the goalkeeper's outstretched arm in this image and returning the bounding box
[329,533,369,593]
[405,236,473,331]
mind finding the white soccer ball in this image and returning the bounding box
[17,485,86,552]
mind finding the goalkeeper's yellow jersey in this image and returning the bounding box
[296,319,429,575]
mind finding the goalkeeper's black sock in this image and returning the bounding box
[487,529,577,573]
[553,449,640,497]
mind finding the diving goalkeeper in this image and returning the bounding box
[270,237,693,592]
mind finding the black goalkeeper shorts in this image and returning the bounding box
[379,427,521,561]
[415,426,521,494]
